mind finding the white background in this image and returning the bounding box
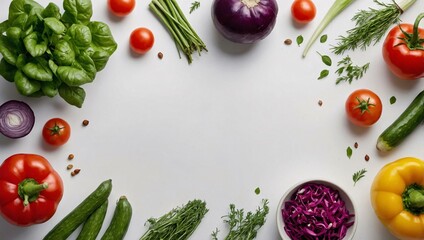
[1,0,424,239]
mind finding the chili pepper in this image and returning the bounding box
[0,154,63,226]
[371,157,424,239]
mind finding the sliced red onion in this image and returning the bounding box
[0,100,35,139]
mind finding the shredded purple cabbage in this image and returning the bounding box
[281,182,355,240]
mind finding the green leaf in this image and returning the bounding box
[0,35,19,65]
[87,21,117,55]
[57,65,93,86]
[8,0,43,24]
[0,20,9,34]
[296,35,303,46]
[14,70,41,96]
[59,84,85,108]
[390,96,397,104]
[189,1,200,14]
[41,80,59,97]
[0,58,18,82]
[53,40,76,66]
[44,17,66,35]
[67,24,92,48]
[42,2,61,19]
[23,32,47,57]
[61,0,93,25]
[318,69,329,80]
[346,146,353,159]
[320,34,328,43]
[22,58,53,82]
[317,52,332,66]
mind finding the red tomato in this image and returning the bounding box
[291,0,316,24]
[108,0,135,17]
[382,14,424,80]
[42,118,71,146]
[130,27,155,54]
[345,89,382,127]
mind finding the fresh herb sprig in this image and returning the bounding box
[149,0,207,63]
[333,0,417,54]
[353,169,367,186]
[139,199,208,240]
[189,1,200,13]
[213,199,269,240]
[335,56,369,84]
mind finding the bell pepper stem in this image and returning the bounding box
[18,179,49,206]
[409,189,424,209]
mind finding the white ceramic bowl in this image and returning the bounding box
[276,179,358,240]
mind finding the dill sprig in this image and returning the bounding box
[332,0,414,55]
[353,168,367,186]
[213,199,269,240]
[189,1,200,14]
[335,56,369,84]
[139,199,208,240]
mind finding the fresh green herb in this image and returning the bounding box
[353,168,367,186]
[296,35,304,46]
[318,70,329,80]
[189,1,200,14]
[335,56,369,84]
[317,52,332,66]
[0,0,117,108]
[149,0,207,64]
[347,146,353,159]
[302,0,356,57]
[320,34,328,43]
[139,199,208,240]
[333,0,417,54]
[254,187,261,195]
[213,199,269,240]
[390,96,397,105]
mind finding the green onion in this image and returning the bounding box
[149,0,207,63]
[302,0,355,57]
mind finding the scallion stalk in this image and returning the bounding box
[302,0,355,57]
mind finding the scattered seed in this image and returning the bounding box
[354,142,358,149]
[67,164,73,170]
[68,154,74,160]
[82,119,89,126]
[158,52,164,59]
[284,39,292,45]
[71,169,81,176]
[365,154,370,161]
[318,100,323,106]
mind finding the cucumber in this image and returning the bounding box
[43,179,113,240]
[76,199,109,240]
[100,196,132,240]
[377,90,424,152]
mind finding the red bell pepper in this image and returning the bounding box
[0,154,63,226]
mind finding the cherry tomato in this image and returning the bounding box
[129,27,155,54]
[42,118,71,146]
[291,0,316,24]
[382,14,424,80]
[107,0,136,17]
[345,89,382,127]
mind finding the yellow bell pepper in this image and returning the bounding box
[371,157,424,240]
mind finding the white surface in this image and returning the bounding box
[1,0,424,239]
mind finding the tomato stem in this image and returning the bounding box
[398,12,424,50]
[403,183,424,215]
[48,122,65,136]
[18,178,49,206]
[353,97,375,114]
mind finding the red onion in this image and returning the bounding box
[0,100,35,139]
[211,0,278,44]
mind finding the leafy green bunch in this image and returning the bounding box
[0,0,117,107]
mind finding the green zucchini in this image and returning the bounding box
[76,199,109,240]
[100,196,132,240]
[43,179,113,240]
[377,90,424,152]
